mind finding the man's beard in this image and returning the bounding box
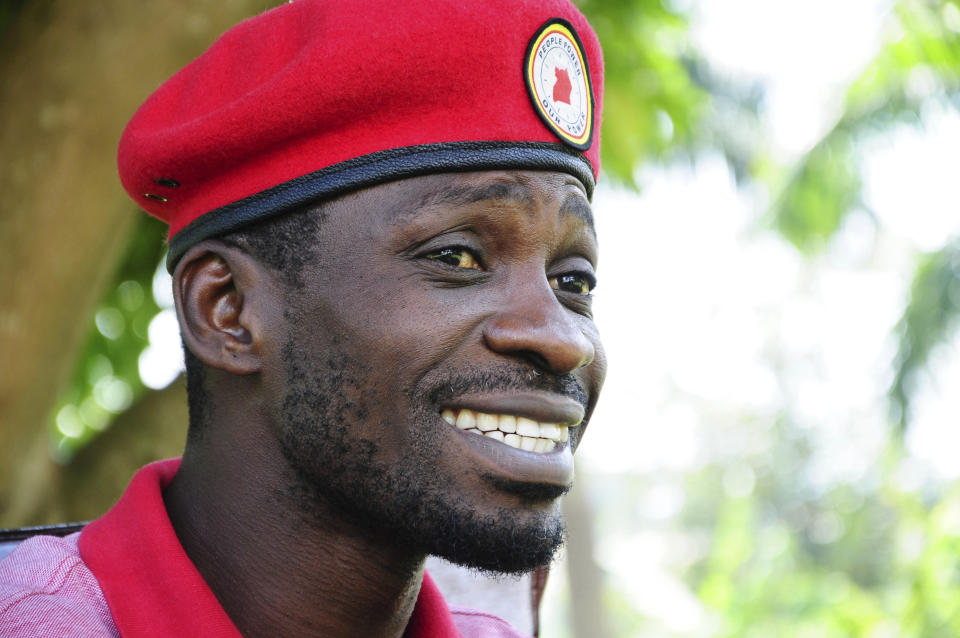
[275,338,582,574]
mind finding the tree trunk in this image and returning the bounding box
[0,0,282,527]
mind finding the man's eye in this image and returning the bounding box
[425,247,482,270]
[549,273,594,295]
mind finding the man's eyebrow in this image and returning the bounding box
[560,194,596,236]
[415,180,596,235]
[417,182,535,209]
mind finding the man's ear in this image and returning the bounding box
[173,241,270,375]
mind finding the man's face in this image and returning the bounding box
[264,170,606,573]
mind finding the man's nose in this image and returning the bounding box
[482,280,595,374]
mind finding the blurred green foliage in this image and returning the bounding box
[767,0,960,435]
[772,0,960,254]
[773,132,862,254]
[689,439,960,638]
[576,422,960,637]
[891,240,960,433]
[49,215,167,460]
[576,0,709,186]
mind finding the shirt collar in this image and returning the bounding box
[79,459,462,638]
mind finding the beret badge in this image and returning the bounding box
[524,19,595,151]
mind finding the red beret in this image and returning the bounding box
[117,0,604,267]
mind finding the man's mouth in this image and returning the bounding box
[441,408,575,453]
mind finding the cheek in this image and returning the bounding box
[340,284,487,364]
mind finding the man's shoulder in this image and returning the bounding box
[0,533,118,637]
[449,605,533,638]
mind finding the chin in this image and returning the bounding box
[415,499,568,575]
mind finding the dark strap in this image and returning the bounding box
[0,522,88,543]
[0,522,88,561]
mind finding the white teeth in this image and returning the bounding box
[540,423,560,440]
[516,417,539,437]
[455,410,476,430]
[441,408,575,453]
[476,413,499,432]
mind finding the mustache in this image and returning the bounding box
[426,366,588,410]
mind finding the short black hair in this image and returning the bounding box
[182,204,327,439]
[221,205,327,290]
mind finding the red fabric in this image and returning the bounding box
[77,459,467,637]
[117,0,604,239]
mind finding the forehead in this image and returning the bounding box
[340,170,595,237]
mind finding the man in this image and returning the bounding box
[0,0,605,636]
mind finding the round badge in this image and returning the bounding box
[524,19,594,150]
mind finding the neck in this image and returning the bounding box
[164,431,426,638]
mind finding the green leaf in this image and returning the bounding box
[890,239,960,433]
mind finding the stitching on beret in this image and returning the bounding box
[166,140,595,270]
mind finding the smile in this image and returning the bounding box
[441,408,574,453]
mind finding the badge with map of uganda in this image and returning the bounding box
[524,18,595,151]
